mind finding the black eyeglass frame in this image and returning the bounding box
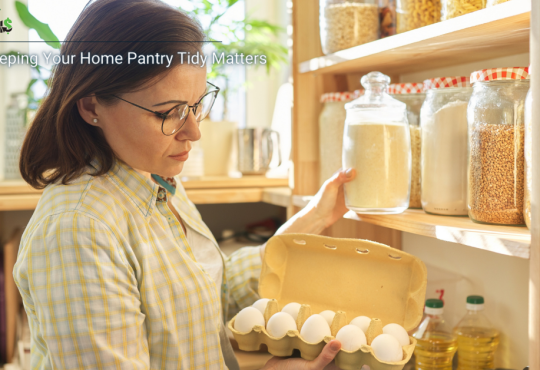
[111,81,220,136]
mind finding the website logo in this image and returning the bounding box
[0,17,13,34]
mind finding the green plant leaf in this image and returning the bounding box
[15,1,61,49]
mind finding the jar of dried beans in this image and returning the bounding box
[421,76,472,216]
[320,0,379,54]
[389,83,426,208]
[441,0,485,20]
[396,0,441,33]
[468,67,530,225]
[319,90,362,186]
[524,70,532,229]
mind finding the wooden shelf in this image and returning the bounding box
[299,0,530,76]
[344,209,530,259]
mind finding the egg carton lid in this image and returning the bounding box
[259,234,427,332]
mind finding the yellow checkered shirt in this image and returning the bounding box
[13,159,262,369]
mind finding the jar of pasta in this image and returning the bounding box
[442,0,485,20]
[319,91,361,186]
[343,72,411,214]
[468,67,530,225]
[421,76,472,216]
[524,76,532,228]
[486,0,509,6]
[320,0,379,54]
[397,0,441,33]
[389,83,425,208]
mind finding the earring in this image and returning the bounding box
[93,118,98,123]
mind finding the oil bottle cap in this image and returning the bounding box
[424,299,444,315]
[466,295,485,311]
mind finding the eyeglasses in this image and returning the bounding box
[112,81,220,136]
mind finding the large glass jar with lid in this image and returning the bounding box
[524,71,532,229]
[468,67,530,225]
[389,83,426,208]
[320,0,379,55]
[441,0,485,20]
[319,90,362,186]
[343,72,411,214]
[421,76,472,216]
[397,0,441,33]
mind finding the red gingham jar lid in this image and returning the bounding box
[321,91,357,103]
[470,67,530,84]
[423,76,470,90]
[388,82,424,94]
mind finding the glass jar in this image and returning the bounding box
[390,83,426,209]
[421,77,472,216]
[319,91,360,186]
[343,72,411,214]
[441,0,485,20]
[524,79,532,229]
[320,0,379,54]
[468,67,530,225]
[396,0,441,33]
[379,0,397,37]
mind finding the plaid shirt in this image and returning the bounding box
[13,159,262,369]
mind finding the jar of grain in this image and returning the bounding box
[389,83,426,208]
[397,0,441,33]
[468,67,530,225]
[421,76,472,216]
[319,90,362,186]
[320,0,379,54]
[441,0,485,20]
[343,72,411,214]
[524,73,532,229]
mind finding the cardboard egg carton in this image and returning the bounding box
[228,234,427,370]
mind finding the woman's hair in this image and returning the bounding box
[20,0,205,189]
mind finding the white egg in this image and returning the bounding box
[266,312,298,338]
[371,334,403,362]
[350,316,371,333]
[319,310,336,326]
[281,302,302,321]
[383,323,410,346]
[234,307,265,334]
[300,314,331,344]
[336,325,367,352]
[252,298,271,315]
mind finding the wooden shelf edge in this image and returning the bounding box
[299,0,531,75]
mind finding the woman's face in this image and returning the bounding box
[81,65,207,179]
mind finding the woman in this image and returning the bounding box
[14,0,355,369]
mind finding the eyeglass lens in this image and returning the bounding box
[162,92,217,135]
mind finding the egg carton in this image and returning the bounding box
[228,300,416,370]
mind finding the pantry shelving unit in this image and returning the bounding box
[291,0,539,367]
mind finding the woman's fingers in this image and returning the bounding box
[327,168,356,188]
[308,340,342,370]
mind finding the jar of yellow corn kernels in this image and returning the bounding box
[396,0,441,33]
[442,0,485,20]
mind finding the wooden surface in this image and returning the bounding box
[299,0,530,76]
[344,209,531,259]
[261,187,292,208]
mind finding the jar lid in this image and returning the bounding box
[320,91,359,103]
[423,76,470,90]
[388,82,424,94]
[470,67,530,83]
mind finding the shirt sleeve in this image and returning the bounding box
[224,246,262,321]
[13,211,149,370]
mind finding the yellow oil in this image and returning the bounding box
[414,332,457,370]
[455,327,499,370]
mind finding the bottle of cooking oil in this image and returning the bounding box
[412,299,457,370]
[454,295,499,370]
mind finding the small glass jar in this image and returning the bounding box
[343,72,411,214]
[320,0,379,54]
[389,83,426,209]
[397,0,441,33]
[319,91,360,186]
[421,77,472,216]
[442,0,485,20]
[468,67,530,225]
[379,0,397,37]
[524,78,532,229]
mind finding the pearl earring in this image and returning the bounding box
[93,118,98,123]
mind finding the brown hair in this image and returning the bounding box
[20,0,205,189]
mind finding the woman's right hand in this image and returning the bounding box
[261,340,342,370]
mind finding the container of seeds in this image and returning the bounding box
[467,67,530,225]
[320,0,379,54]
[389,83,426,208]
[524,67,532,229]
